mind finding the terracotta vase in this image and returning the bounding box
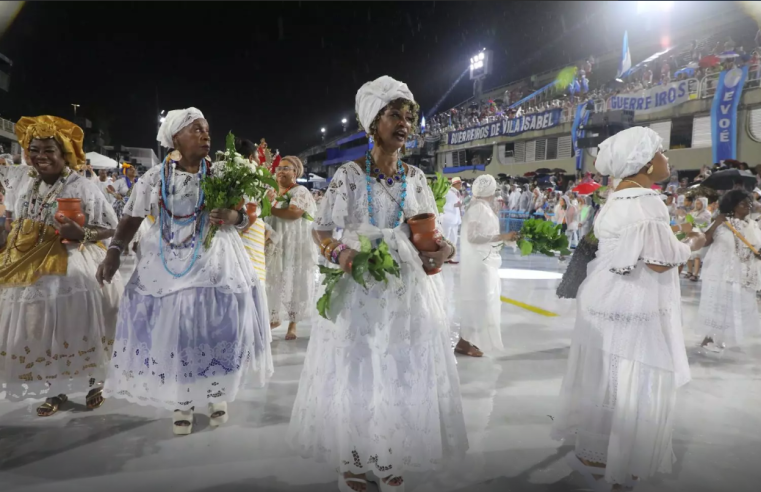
[54,198,86,227]
[244,202,258,228]
[407,212,441,275]
[54,198,86,244]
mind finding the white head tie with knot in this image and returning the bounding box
[473,175,497,198]
[156,107,205,149]
[595,126,663,179]
[355,76,415,133]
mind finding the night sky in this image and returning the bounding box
[0,1,738,154]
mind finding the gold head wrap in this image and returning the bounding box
[15,115,86,170]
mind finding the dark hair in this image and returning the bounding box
[719,189,751,214]
[235,138,257,158]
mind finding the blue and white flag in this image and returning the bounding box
[618,31,632,78]
[711,65,748,163]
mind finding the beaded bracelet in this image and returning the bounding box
[330,243,348,264]
[108,243,123,254]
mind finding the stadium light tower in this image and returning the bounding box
[321,127,326,142]
[469,49,493,110]
[341,118,348,132]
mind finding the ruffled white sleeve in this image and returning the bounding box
[290,185,317,217]
[608,219,691,275]
[464,202,499,244]
[314,164,352,231]
[123,168,159,218]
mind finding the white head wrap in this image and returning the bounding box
[696,196,709,211]
[754,187,761,196]
[595,126,663,178]
[355,76,416,133]
[472,175,497,198]
[281,155,304,178]
[156,107,205,149]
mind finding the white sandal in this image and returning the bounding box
[208,401,228,427]
[173,408,194,436]
[367,470,404,492]
[565,452,612,492]
[337,474,367,492]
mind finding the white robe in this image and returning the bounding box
[442,187,462,262]
[458,199,504,353]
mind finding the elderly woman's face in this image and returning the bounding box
[375,100,414,150]
[173,118,210,160]
[276,162,297,185]
[695,200,704,211]
[27,138,67,180]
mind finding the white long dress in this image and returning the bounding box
[287,162,468,476]
[551,188,691,485]
[458,198,504,353]
[104,163,272,410]
[112,175,135,218]
[264,185,317,325]
[697,218,761,347]
[0,165,123,401]
[442,187,462,262]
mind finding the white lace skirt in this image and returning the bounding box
[286,265,469,476]
[697,280,760,347]
[551,345,677,486]
[104,283,272,411]
[0,245,122,401]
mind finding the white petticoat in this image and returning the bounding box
[551,345,677,485]
[0,244,123,401]
[104,283,272,411]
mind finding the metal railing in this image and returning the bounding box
[700,67,761,99]
[498,210,552,233]
[0,118,14,135]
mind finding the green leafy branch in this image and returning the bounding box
[429,172,451,214]
[274,192,314,221]
[316,235,401,319]
[515,218,572,257]
[201,132,278,248]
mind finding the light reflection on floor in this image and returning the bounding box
[0,253,759,492]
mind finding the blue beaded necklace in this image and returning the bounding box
[158,157,206,278]
[365,151,406,228]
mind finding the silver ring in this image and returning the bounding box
[428,258,435,265]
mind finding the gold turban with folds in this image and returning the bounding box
[15,115,86,171]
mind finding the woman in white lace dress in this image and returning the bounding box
[97,108,272,435]
[0,115,122,416]
[697,190,761,351]
[457,174,517,357]
[551,127,691,491]
[287,76,468,492]
[264,155,317,340]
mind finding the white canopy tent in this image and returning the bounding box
[86,152,118,170]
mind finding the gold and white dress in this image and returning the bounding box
[0,164,123,401]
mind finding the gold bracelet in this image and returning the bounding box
[81,227,96,243]
[324,240,343,261]
[319,237,333,254]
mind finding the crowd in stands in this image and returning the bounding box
[423,30,761,140]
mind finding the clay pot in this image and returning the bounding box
[54,198,86,227]
[245,202,258,225]
[407,212,441,275]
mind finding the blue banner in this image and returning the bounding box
[711,66,748,163]
[571,103,590,171]
[447,108,562,146]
